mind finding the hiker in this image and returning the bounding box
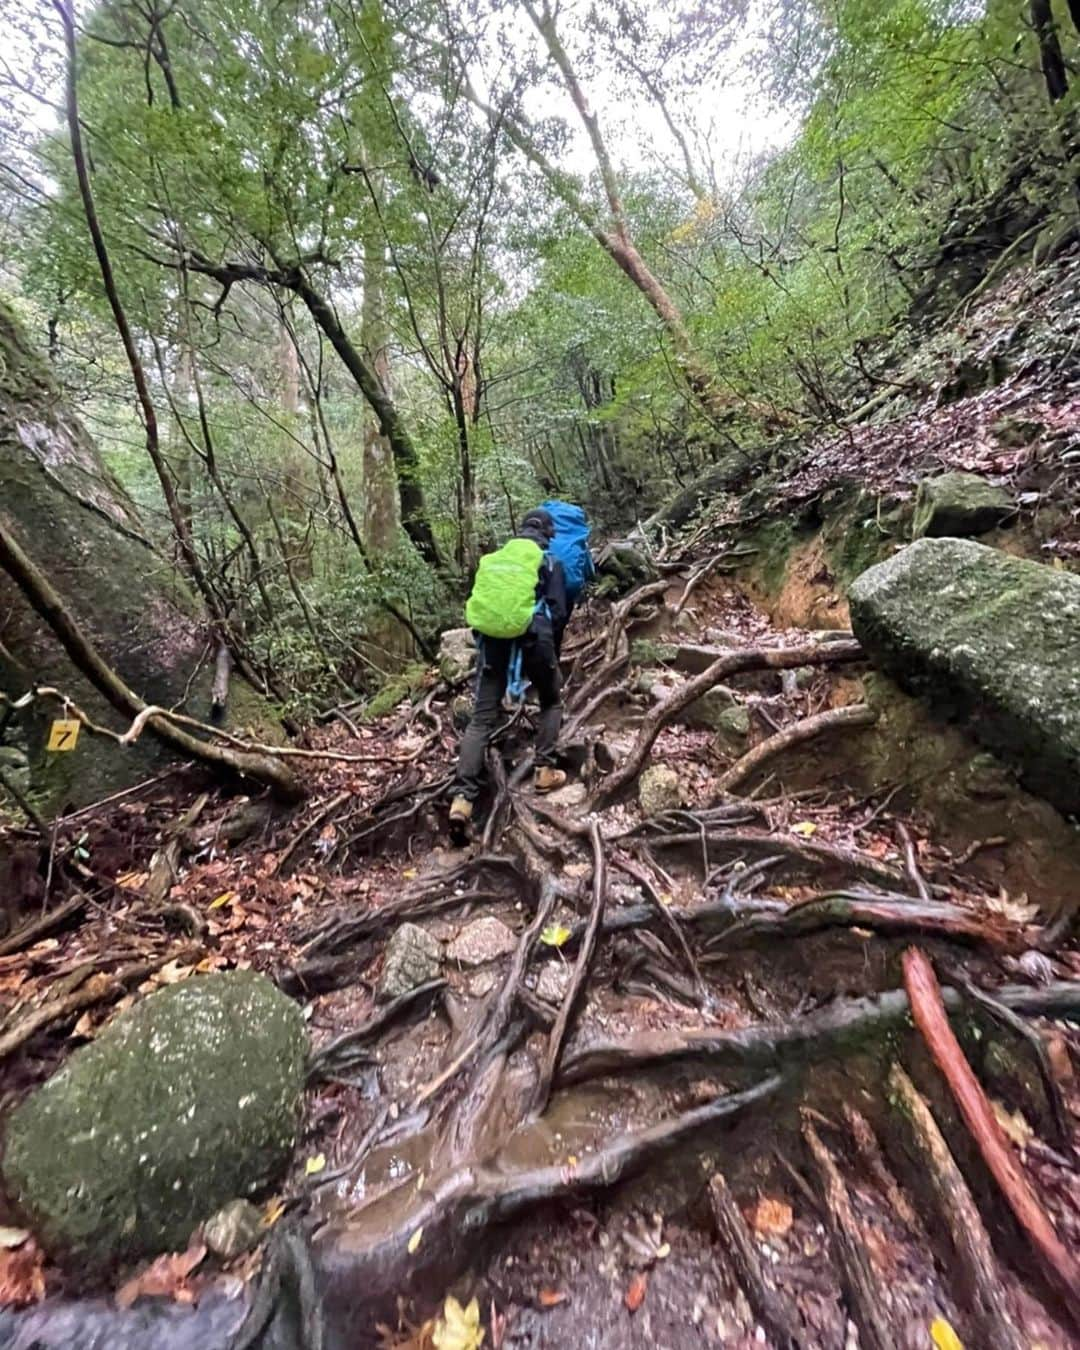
[449,502,593,833]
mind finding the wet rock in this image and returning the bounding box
[535,963,572,1004]
[202,1199,263,1261]
[379,923,442,1000]
[912,472,1012,539]
[545,780,588,809]
[2,971,306,1269]
[850,538,1080,814]
[438,627,476,685]
[639,765,684,815]
[447,916,517,966]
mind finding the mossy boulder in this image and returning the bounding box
[912,472,1012,539]
[2,971,306,1269]
[437,627,476,685]
[849,538,1080,814]
[639,765,684,815]
[683,686,738,731]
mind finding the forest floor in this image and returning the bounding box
[2,545,1079,1349]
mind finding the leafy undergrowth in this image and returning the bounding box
[1,568,1079,1348]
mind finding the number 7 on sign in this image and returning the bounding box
[47,719,80,752]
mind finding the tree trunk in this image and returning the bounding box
[0,302,286,809]
[359,215,400,555]
[1031,0,1069,103]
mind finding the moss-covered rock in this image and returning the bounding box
[639,765,683,815]
[2,971,306,1269]
[437,627,475,685]
[912,472,1012,539]
[362,662,427,721]
[683,686,738,731]
[850,538,1080,814]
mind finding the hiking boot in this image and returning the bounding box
[533,766,567,793]
[449,795,473,826]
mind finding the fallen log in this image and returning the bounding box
[888,1061,1026,1350]
[902,947,1080,1327]
[708,1172,810,1350]
[558,981,1080,1087]
[804,1119,896,1350]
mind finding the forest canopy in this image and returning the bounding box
[1,0,1077,711]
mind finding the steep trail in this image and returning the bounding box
[3,541,1079,1349]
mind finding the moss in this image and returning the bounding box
[630,639,679,666]
[362,661,428,722]
[743,518,798,596]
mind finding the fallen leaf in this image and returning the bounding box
[791,821,817,837]
[991,1100,1033,1149]
[538,1288,567,1308]
[930,1315,963,1350]
[208,891,237,910]
[262,1198,286,1227]
[305,1154,326,1176]
[115,1241,206,1309]
[151,959,193,986]
[115,871,149,891]
[624,1271,648,1313]
[749,1196,793,1238]
[407,1226,423,1254]
[540,924,572,947]
[0,1228,30,1250]
[0,1236,45,1308]
[1046,1033,1073,1084]
[432,1294,484,1349]
[71,1011,95,1039]
[402,869,418,881]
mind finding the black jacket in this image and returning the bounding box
[517,522,568,634]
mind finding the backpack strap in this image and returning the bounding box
[505,642,529,703]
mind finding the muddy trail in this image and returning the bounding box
[2,548,1080,1350]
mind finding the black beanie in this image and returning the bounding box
[520,508,555,539]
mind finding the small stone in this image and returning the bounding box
[639,765,684,815]
[447,916,517,966]
[203,1199,263,1261]
[545,781,588,809]
[468,971,498,998]
[715,705,751,741]
[437,627,476,685]
[794,667,816,690]
[535,963,572,1004]
[379,923,442,1000]
[682,685,737,730]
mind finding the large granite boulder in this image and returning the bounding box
[2,971,306,1269]
[849,538,1080,814]
[912,472,1011,539]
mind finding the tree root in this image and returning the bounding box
[646,827,906,889]
[0,891,86,957]
[557,981,1080,1087]
[888,1062,1026,1350]
[803,1118,896,1350]
[902,947,1080,1327]
[595,639,863,806]
[715,704,877,794]
[307,980,446,1085]
[708,1172,810,1350]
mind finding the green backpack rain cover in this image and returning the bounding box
[465,537,545,639]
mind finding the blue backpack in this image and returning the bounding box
[540,500,594,603]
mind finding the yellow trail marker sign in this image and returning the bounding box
[47,719,80,752]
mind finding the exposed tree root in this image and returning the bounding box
[307,980,447,1085]
[902,947,1080,1327]
[646,827,907,889]
[841,1102,918,1232]
[803,1118,896,1350]
[888,1062,1026,1350]
[558,981,1080,1087]
[0,892,86,958]
[708,1172,811,1350]
[715,704,877,794]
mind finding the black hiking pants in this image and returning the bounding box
[452,619,562,801]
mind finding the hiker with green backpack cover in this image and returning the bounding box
[449,507,580,834]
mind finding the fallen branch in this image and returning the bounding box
[0,946,200,1061]
[596,639,862,806]
[532,821,607,1116]
[888,1062,1026,1350]
[803,1118,896,1350]
[0,892,86,958]
[0,521,302,800]
[708,1173,810,1350]
[715,704,876,794]
[558,981,1080,1087]
[902,947,1080,1326]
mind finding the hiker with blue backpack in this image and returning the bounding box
[449,502,594,835]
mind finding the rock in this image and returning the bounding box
[912,472,1012,539]
[849,538,1080,815]
[682,685,737,730]
[794,666,817,690]
[545,781,588,809]
[534,963,572,1004]
[446,916,517,966]
[715,705,751,742]
[438,627,476,685]
[467,971,498,998]
[639,765,684,815]
[630,639,679,667]
[450,693,472,729]
[2,972,306,1268]
[202,1199,263,1261]
[379,923,442,1000]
